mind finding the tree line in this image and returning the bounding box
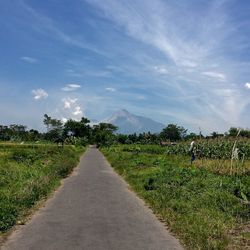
[0,114,249,146]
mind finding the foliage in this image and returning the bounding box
[43,114,63,141]
[120,138,250,160]
[102,145,250,249]
[0,143,84,232]
[160,124,187,141]
[2,115,250,147]
[228,127,250,138]
[92,123,118,146]
[42,115,118,146]
[0,126,42,142]
[63,118,91,138]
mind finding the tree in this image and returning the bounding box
[28,129,40,141]
[211,131,219,139]
[93,123,118,146]
[43,114,63,141]
[63,117,90,138]
[116,134,128,144]
[128,133,137,143]
[227,127,250,138]
[185,132,198,140]
[240,129,250,138]
[43,114,52,132]
[160,124,187,141]
[228,127,238,137]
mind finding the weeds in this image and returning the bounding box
[102,145,250,249]
[0,143,84,232]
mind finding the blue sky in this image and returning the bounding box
[0,0,250,133]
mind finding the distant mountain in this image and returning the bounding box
[103,109,165,134]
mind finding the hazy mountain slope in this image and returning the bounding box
[104,109,165,134]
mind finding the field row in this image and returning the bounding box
[120,138,250,160]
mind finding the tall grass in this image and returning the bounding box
[120,141,250,175]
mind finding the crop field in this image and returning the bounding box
[0,143,84,233]
[121,138,250,175]
[121,138,250,159]
[102,142,250,250]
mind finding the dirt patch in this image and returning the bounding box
[228,223,250,249]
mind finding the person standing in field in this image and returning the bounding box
[189,140,196,164]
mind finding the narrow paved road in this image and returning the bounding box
[2,147,183,250]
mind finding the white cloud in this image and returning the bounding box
[60,98,83,120]
[32,88,48,100]
[153,66,168,75]
[68,84,81,88]
[245,82,250,89]
[62,117,68,123]
[73,106,82,116]
[201,71,226,81]
[63,98,78,109]
[105,87,116,92]
[64,101,71,109]
[86,0,229,68]
[21,56,38,64]
[12,1,250,133]
[61,84,81,92]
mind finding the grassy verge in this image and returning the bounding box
[102,145,250,250]
[0,143,85,233]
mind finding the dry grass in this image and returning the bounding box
[227,223,250,249]
[193,159,250,175]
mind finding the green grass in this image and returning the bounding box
[0,143,85,233]
[102,145,250,250]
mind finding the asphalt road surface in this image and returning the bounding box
[2,147,183,250]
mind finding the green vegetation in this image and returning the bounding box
[0,114,118,147]
[2,113,250,148]
[102,144,250,250]
[160,124,187,141]
[121,138,250,159]
[1,114,250,248]
[0,143,84,232]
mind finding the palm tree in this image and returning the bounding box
[43,114,52,132]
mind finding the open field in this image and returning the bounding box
[0,143,84,233]
[102,144,250,250]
